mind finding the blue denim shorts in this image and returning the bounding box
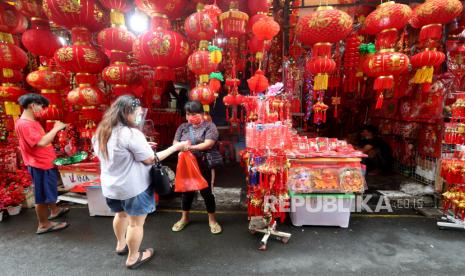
[106,188,155,216]
[27,166,58,204]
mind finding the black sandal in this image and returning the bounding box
[116,245,129,256]
[126,248,154,270]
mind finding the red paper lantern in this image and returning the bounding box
[67,84,104,107]
[203,3,222,25]
[295,6,353,47]
[248,36,270,53]
[305,57,336,91]
[42,0,109,32]
[184,10,218,41]
[223,94,243,105]
[26,66,68,92]
[247,69,269,95]
[364,2,412,35]
[252,16,280,41]
[55,44,108,74]
[220,3,249,44]
[414,0,462,27]
[362,51,409,90]
[133,28,190,71]
[247,13,267,32]
[188,41,218,83]
[0,84,26,102]
[10,13,28,34]
[189,84,215,111]
[22,18,61,58]
[0,2,22,33]
[102,62,135,85]
[0,43,28,70]
[0,69,22,83]
[410,50,445,90]
[98,27,135,53]
[16,0,47,19]
[135,0,187,19]
[248,0,270,15]
[226,77,240,88]
[209,78,221,93]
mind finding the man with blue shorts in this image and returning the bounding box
[16,94,70,234]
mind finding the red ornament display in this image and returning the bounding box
[0,2,23,34]
[42,0,109,32]
[305,57,336,91]
[203,3,222,25]
[411,50,446,92]
[22,18,61,58]
[26,66,68,92]
[247,13,267,32]
[16,0,47,19]
[98,27,135,54]
[364,1,412,35]
[102,62,135,86]
[0,43,28,71]
[0,84,26,102]
[247,69,269,95]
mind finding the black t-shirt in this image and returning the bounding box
[360,138,393,162]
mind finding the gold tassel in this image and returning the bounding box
[424,66,434,83]
[314,74,328,91]
[203,105,210,112]
[110,10,125,26]
[414,66,434,84]
[199,74,209,84]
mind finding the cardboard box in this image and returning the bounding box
[86,186,114,217]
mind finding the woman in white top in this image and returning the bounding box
[93,95,187,269]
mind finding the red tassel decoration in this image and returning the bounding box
[375,92,384,109]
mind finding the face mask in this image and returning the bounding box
[134,113,143,125]
[32,104,43,118]
[187,114,202,125]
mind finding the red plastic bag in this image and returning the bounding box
[175,151,208,192]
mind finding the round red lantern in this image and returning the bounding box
[248,0,270,15]
[305,57,337,91]
[364,1,412,35]
[220,3,249,44]
[247,13,267,32]
[22,18,61,57]
[133,28,190,71]
[16,0,47,19]
[0,84,26,102]
[204,3,222,25]
[252,16,280,41]
[362,51,409,89]
[102,62,135,85]
[135,0,187,19]
[26,66,68,92]
[189,84,215,111]
[42,0,109,32]
[98,27,135,53]
[0,2,21,33]
[295,6,353,48]
[55,44,108,74]
[67,84,104,107]
[184,10,218,41]
[247,69,269,95]
[414,0,462,27]
[410,49,445,90]
[0,43,28,70]
[223,94,243,106]
[188,41,218,83]
[99,0,133,12]
[0,69,22,83]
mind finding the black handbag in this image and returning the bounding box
[189,126,224,169]
[150,153,174,196]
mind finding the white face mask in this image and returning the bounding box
[135,113,143,125]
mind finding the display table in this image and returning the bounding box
[287,157,365,227]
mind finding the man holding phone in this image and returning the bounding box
[16,93,70,234]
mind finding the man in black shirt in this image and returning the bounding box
[358,125,393,175]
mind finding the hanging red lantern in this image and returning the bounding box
[252,16,280,41]
[220,2,249,45]
[26,66,68,92]
[248,36,270,54]
[135,0,187,19]
[247,13,267,32]
[410,49,445,91]
[0,43,28,71]
[102,62,135,86]
[248,0,270,15]
[247,69,269,95]
[54,28,109,74]
[99,0,133,12]
[189,84,216,111]
[42,0,109,32]
[204,3,222,25]
[22,18,61,57]
[0,69,22,83]
[313,101,328,124]
[0,2,22,34]
[98,27,135,54]
[364,1,412,35]
[133,28,190,77]
[67,84,104,107]
[184,10,218,42]
[414,0,462,28]
[295,6,353,48]
[305,57,337,91]
[188,41,218,83]
[16,0,47,19]
[0,84,26,102]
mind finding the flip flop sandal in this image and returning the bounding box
[116,245,129,256]
[48,207,70,220]
[171,220,189,232]
[209,222,222,234]
[36,222,69,235]
[126,248,154,270]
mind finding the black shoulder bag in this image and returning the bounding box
[189,126,224,169]
[150,153,174,196]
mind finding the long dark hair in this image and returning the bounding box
[95,95,141,160]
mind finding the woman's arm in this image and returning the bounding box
[189,139,215,151]
[142,142,188,165]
